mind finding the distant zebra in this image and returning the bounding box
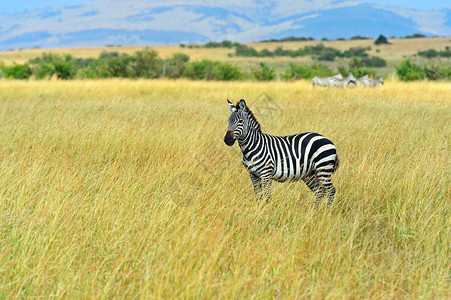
[355,75,369,87]
[334,73,357,88]
[312,73,343,88]
[224,99,339,206]
[366,76,384,88]
[356,75,384,88]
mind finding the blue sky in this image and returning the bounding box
[0,0,450,14]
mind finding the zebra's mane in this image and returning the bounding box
[239,103,261,133]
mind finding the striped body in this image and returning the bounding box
[312,73,342,88]
[225,100,339,206]
[357,75,384,87]
[334,73,357,88]
[366,76,384,87]
[313,73,356,88]
[355,75,369,87]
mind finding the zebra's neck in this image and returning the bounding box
[237,127,264,157]
[245,109,261,133]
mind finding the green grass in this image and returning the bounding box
[0,79,449,298]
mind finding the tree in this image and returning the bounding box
[374,35,390,45]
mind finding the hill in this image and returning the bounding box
[0,1,450,50]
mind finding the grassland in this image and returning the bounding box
[0,79,450,298]
[1,37,451,76]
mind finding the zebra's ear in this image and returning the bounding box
[238,99,247,111]
[227,99,237,112]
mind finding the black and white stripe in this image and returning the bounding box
[366,76,384,87]
[356,75,384,87]
[334,73,357,88]
[355,75,369,87]
[312,73,343,88]
[224,99,339,206]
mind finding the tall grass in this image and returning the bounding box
[0,79,449,298]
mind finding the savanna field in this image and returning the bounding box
[0,79,450,298]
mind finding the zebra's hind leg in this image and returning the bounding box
[316,168,336,207]
[326,182,336,207]
[303,173,325,207]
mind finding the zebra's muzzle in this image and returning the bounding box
[224,130,236,146]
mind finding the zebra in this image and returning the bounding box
[366,76,384,88]
[334,73,357,88]
[224,99,339,207]
[355,75,369,87]
[356,75,384,88]
[312,73,343,88]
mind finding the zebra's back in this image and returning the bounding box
[261,132,338,182]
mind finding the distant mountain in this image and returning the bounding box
[0,0,450,50]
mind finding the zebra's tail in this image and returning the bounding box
[333,155,340,173]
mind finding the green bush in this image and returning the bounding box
[235,45,260,57]
[350,36,370,40]
[251,63,275,81]
[28,53,77,79]
[404,33,426,39]
[281,64,333,80]
[2,63,32,79]
[348,68,376,78]
[183,60,216,80]
[204,40,236,48]
[164,53,190,79]
[396,60,424,81]
[374,35,390,45]
[418,47,451,58]
[183,60,242,81]
[342,47,369,58]
[213,63,243,81]
[130,49,163,78]
[52,55,77,79]
[360,56,387,67]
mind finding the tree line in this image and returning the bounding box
[0,48,449,81]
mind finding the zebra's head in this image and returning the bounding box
[224,99,253,146]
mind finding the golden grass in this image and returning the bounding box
[0,79,449,298]
[1,37,450,75]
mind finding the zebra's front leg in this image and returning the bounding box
[261,176,272,202]
[249,173,263,201]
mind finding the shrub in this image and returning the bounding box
[423,64,442,80]
[2,63,32,79]
[374,35,390,45]
[204,40,235,48]
[360,56,387,67]
[418,47,451,58]
[273,47,291,56]
[350,35,370,40]
[405,33,426,39]
[52,55,77,79]
[28,53,77,79]
[213,63,243,81]
[235,45,259,57]
[164,53,190,79]
[348,68,376,78]
[342,47,369,58]
[281,63,334,80]
[418,49,439,58]
[183,60,242,81]
[130,48,163,78]
[251,63,275,81]
[183,60,216,80]
[396,60,424,81]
